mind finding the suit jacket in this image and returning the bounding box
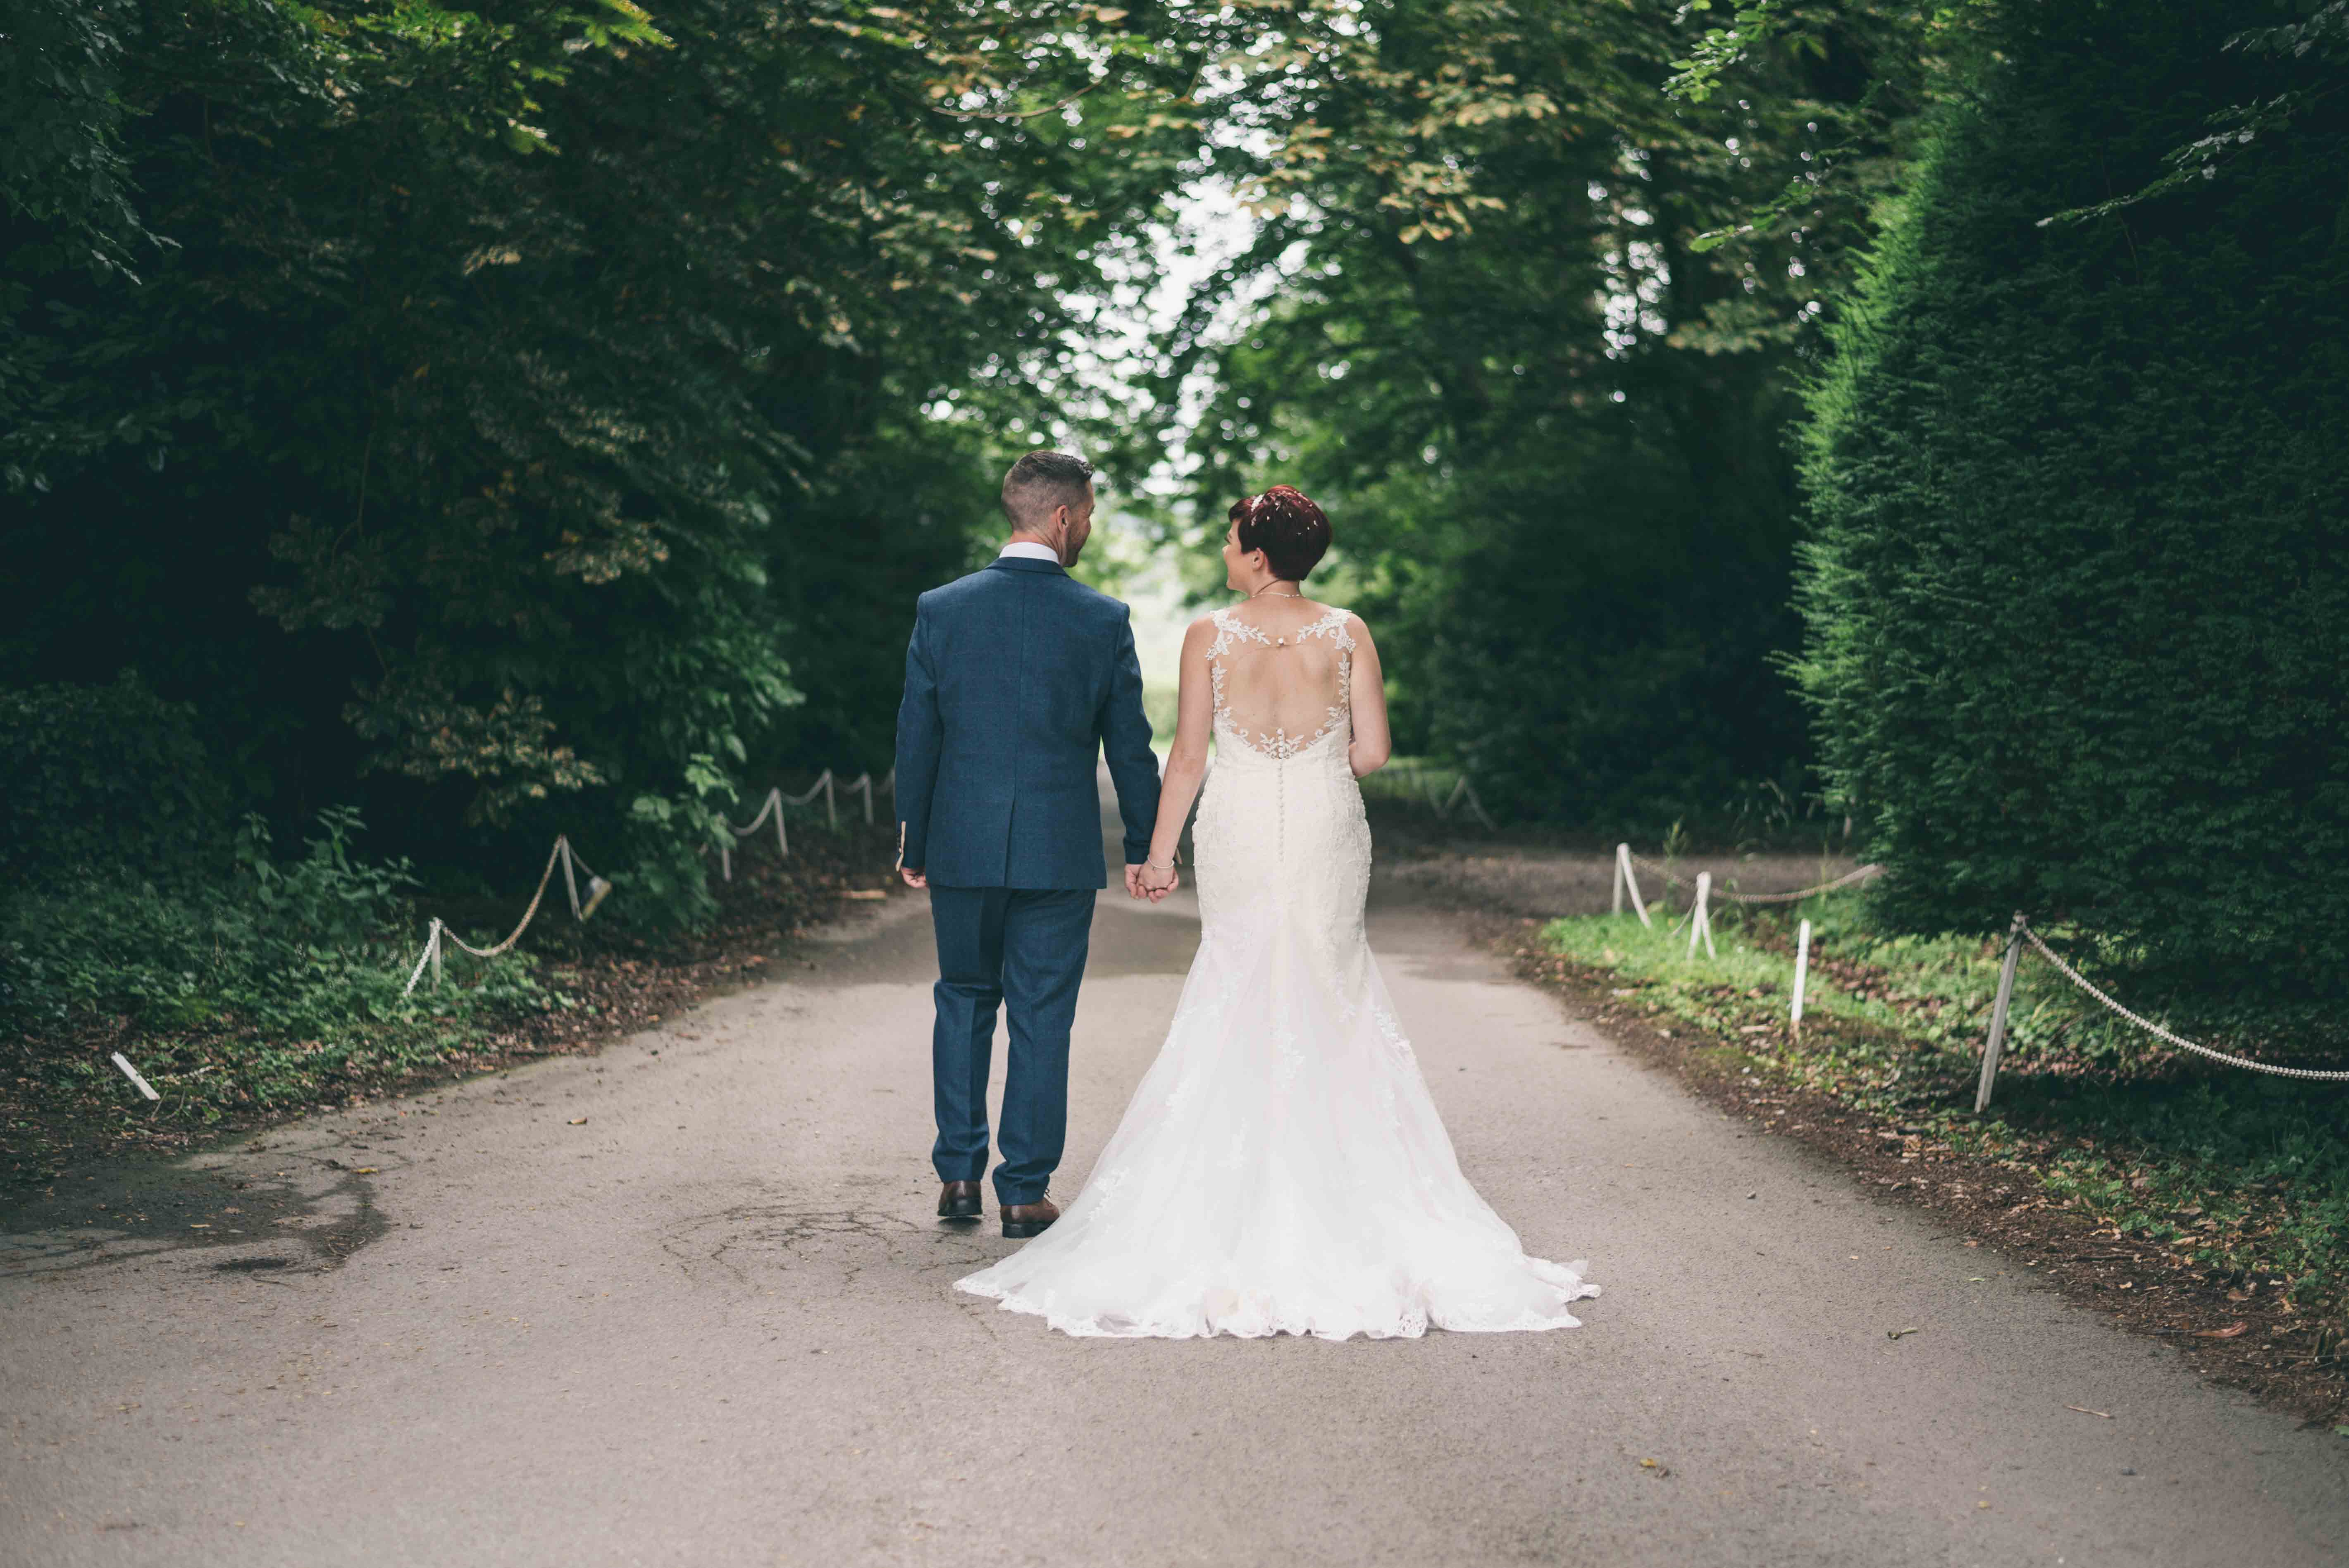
[894,556,1160,889]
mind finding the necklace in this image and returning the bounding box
[1249,582,1303,600]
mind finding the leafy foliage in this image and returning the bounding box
[0,0,1219,926]
[1162,0,1929,833]
[1793,0,2349,999]
[0,799,549,1097]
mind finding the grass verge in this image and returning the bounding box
[1525,895,2349,1430]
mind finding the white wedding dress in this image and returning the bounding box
[956,605,1598,1339]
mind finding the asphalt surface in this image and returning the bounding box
[6,785,2347,1566]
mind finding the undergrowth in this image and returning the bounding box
[1,808,573,1134]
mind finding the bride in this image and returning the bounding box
[956,485,1599,1339]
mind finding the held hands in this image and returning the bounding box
[900,867,928,889]
[1128,857,1179,902]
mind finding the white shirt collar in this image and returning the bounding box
[999,541,1061,564]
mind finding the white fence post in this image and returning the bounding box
[1688,871,1715,959]
[1975,913,2027,1113]
[559,836,594,917]
[1615,843,1652,928]
[1791,917,1812,1037]
[112,1052,161,1101]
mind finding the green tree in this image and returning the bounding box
[1164,0,1923,832]
[0,0,1218,922]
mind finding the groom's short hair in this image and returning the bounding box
[1002,450,1095,530]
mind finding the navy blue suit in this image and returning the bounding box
[894,555,1160,1204]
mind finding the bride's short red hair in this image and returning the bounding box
[1231,485,1331,582]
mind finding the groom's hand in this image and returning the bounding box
[900,867,928,889]
[1123,863,1145,900]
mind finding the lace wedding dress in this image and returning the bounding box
[956,606,1598,1339]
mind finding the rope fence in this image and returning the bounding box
[1604,847,2347,1103]
[402,836,610,997]
[398,766,888,999]
[1622,848,1883,908]
[1611,842,1882,932]
[717,768,893,880]
[1970,914,2349,1109]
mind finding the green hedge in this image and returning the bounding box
[1794,0,2349,1001]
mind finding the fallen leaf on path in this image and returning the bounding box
[352,1167,378,1175]
[842,889,887,901]
[568,1117,588,1125]
[1887,1327,1921,1340]
[2065,1404,2112,1418]
[2193,1321,2249,1339]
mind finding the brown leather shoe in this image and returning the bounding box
[1000,1196,1059,1239]
[937,1180,982,1221]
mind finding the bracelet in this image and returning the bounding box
[1144,859,1176,871]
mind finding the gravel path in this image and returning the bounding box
[5,795,2344,1566]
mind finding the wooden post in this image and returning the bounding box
[1975,913,2027,1113]
[823,770,837,830]
[718,843,731,882]
[1612,844,1624,915]
[1791,917,1812,1037]
[429,917,444,991]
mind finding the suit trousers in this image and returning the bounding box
[927,885,1097,1206]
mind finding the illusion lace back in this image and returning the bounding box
[956,605,1598,1339]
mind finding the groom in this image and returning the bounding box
[894,451,1161,1239]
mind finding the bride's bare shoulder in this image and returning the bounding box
[1182,610,1227,649]
[1309,601,1371,637]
